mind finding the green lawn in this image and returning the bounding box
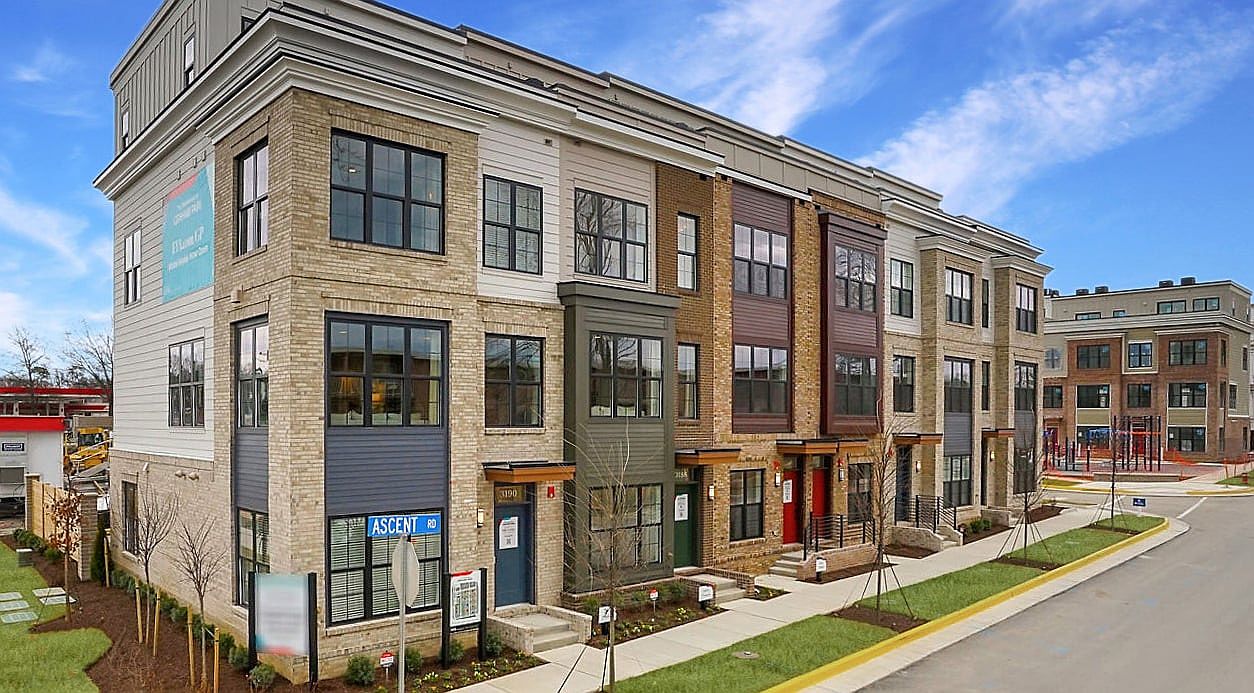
[615,616,894,693]
[1219,474,1254,486]
[1086,514,1164,533]
[856,562,1042,620]
[1005,527,1128,565]
[0,542,111,692]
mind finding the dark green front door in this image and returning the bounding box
[673,483,697,567]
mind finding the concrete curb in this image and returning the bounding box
[1042,485,1254,498]
[766,518,1180,693]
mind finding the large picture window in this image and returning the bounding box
[1157,300,1186,314]
[590,333,662,418]
[1128,342,1153,368]
[236,323,269,427]
[943,455,972,508]
[1076,384,1110,408]
[328,514,441,624]
[1168,427,1206,453]
[892,355,915,413]
[729,470,764,541]
[834,245,877,311]
[1076,345,1111,369]
[330,133,444,253]
[1192,297,1219,311]
[733,224,788,297]
[484,335,543,427]
[1014,362,1037,411]
[1127,383,1152,408]
[1016,284,1037,333]
[169,339,205,427]
[1168,340,1207,366]
[733,345,789,414]
[945,268,973,324]
[889,259,913,318]
[236,509,269,605]
[677,214,698,291]
[237,142,269,255]
[943,358,972,413]
[328,318,444,427]
[483,177,541,273]
[677,343,698,420]
[589,485,662,567]
[575,190,648,282]
[834,354,878,416]
[1168,382,1206,408]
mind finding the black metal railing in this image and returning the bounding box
[803,512,872,558]
[911,495,958,533]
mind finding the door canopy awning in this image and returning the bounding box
[982,428,1016,440]
[895,432,944,446]
[776,438,869,456]
[482,460,576,483]
[675,447,741,466]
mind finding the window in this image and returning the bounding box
[169,339,205,427]
[237,323,269,427]
[733,224,788,297]
[1230,383,1239,409]
[236,509,269,605]
[1043,385,1063,408]
[1193,297,1219,311]
[981,278,990,328]
[1044,347,1062,369]
[834,355,878,416]
[484,335,543,427]
[1075,312,1101,321]
[889,259,913,317]
[1128,342,1153,369]
[589,485,662,567]
[943,455,972,508]
[944,358,972,413]
[483,177,541,274]
[1076,385,1110,408]
[677,214,698,291]
[733,345,789,414]
[945,268,973,324]
[833,245,876,311]
[892,356,915,413]
[1113,309,1127,318]
[677,343,698,420]
[183,35,195,86]
[121,481,138,554]
[124,230,141,305]
[847,463,872,522]
[328,514,441,624]
[729,470,764,541]
[121,109,130,148]
[1127,383,1152,408]
[1167,427,1206,453]
[1168,382,1206,408]
[237,142,269,255]
[1168,339,1207,366]
[1221,340,1227,366]
[328,318,443,427]
[241,16,256,32]
[1077,345,1111,369]
[1014,362,1036,411]
[330,133,444,253]
[1243,347,1249,371]
[590,333,662,418]
[1157,300,1186,314]
[981,361,991,411]
[575,190,648,282]
[1016,284,1037,333]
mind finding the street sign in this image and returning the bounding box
[391,539,420,607]
[367,513,441,538]
[1132,497,1147,508]
[380,651,394,669]
[449,571,483,629]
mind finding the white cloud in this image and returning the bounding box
[10,41,73,83]
[863,15,1254,217]
[1002,0,1155,27]
[0,291,28,331]
[0,183,93,275]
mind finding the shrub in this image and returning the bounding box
[446,638,465,664]
[90,526,107,583]
[44,546,63,561]
[159,595,178,617]
[627,591,649,609]
[248,663,277,690]
[481,631,505,659]
[228,645,250,672]
[661,581,687,604]
[12,528,29,545]
[404,646,422,675]
[170,605,188,625]
[581,597,599,617]
[345,655,376,686]
[218,631,236,655]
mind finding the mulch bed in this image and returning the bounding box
[884,544,935,559]
[960,524,1011,544]
[747,585,787,601]
[992,555,1059,571]
[809,561,892,584]
[586,599,718,648]
[833,604,928,634]
[1027,505,1065,523]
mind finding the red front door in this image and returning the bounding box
[811,467,830,517]
[781,469,801,543]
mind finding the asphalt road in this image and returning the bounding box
[863,492,1252,692]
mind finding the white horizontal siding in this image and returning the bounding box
[884,224,921,337]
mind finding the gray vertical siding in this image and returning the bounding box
[233,427,268,511]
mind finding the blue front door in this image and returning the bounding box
[494,501,532,607]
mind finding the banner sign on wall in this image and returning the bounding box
[162,165,214,301]
[254,573,311,656]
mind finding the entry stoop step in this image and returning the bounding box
[686,574,746,604]
[510,612,583,652]
[768,551,805,578]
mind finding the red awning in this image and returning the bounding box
[0,416,65,432]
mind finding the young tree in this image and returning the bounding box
[858,413,915,621]
[171,514,228,687]
[61,321,114,413]
[133,484,179,648]
[48,489,84,622]
[4,327,51,410]
[997,447,1054,562]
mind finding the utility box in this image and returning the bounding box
[16,548,33,567]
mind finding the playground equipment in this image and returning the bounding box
[1045,415,1163,472]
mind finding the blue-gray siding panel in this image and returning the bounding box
[325,428,447,516]
[234,428,268,512]
[944,413,972,456]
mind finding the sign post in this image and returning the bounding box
[368,513,440,693]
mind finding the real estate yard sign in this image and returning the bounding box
[162,165,214,301]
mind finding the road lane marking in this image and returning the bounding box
[1177,498,1205,519]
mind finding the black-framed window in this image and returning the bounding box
[1167,427,1206,452]
[1221,340,1227,366]
[833,245,877,312]
[121,109,130,149]
[1014,447,1037,495]
[1157,300,1186,314]
[733,223,788,298]
[575,190,648,282]
[183,35,196,87]
[1128,342,1153,368]
[236,509,269,605]
[1076,384,1110,408]
[892,355,915,413]
[677,214,698,291]
[834,355,878,416]
[483,177,541,274]
[121,481,138,553]
[1127,383,1152,408]
[944,358,972,413]
[237,142,269,255]
[729,470,764,541]
[1044,347,1061,369]
[169,339,205,427]
[1229,383,1238,409]
[328,514,441,625]
[733,345,789,414]
[1168,382,1206,408]
[943,455,972,508]
[589,485,662,567]
[981,361,991,411]
[1043,385,1063,408]
[330,132,444,253]
[1015,362,1036,411]
[982,278,990,328]
[847,462,872,523]
[1016,284,1037,333]
[1168,339,1207,366]
[677,343,698,420]
[946,268,973,324]
[1077,345,1110,369]
[590,333,662,418]
[1113,309,1127,317]
[1243,347,1249,371]
[1193,297,1219,311]
[485,335,543,427]
[889,259,913,318]
[237,322,269,427]
[124,230,141,305]
[1075,312,1102,320]
[328,318,444,427]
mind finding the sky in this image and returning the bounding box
[1,0,1252,356]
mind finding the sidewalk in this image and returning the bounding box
[462,509,1140,693]
[1043,459,1254,497]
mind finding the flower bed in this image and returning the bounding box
[587,601,719,648]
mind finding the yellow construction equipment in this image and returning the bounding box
[64,416,112,476]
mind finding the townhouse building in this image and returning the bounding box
[1043,279,1253,461]
[97,0,1049,680]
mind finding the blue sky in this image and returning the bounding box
[2,0,1252,353]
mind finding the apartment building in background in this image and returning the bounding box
[1043,278,1253,461]
[96,0,1049,680]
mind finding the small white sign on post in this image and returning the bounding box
[597,605,617,624]
[380,650,395,669]
[449,571,483,629]
[815,557,828,574]
[674,493,689,522]
[697,584,715,603]
[498,516,519,550]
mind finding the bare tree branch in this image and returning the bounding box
[61,321,114,412]
[170,514,227,685]
[4,327,51,408]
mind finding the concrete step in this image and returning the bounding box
[532,629,582,652]
[941,540,960,549]
[509,612,573,637]
[768,564,799,578]
[687,574,738,590]
[715,587,746,605]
